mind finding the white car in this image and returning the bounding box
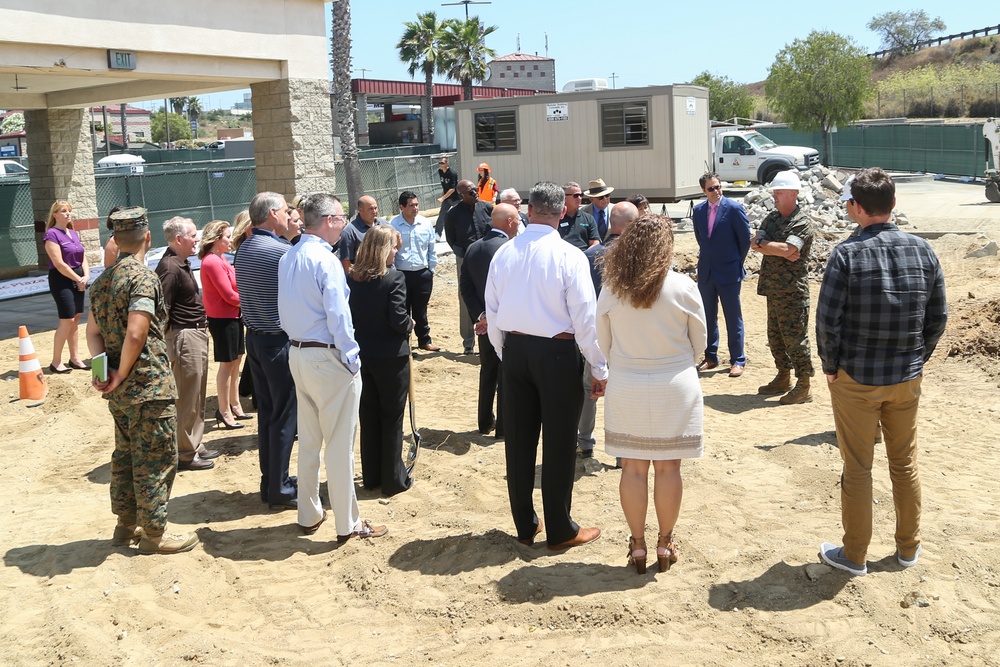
[0,159,28,177]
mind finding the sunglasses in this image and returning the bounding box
[706,185,722,193]
[566,193,583,198]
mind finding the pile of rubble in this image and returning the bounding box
[676,166,911,282]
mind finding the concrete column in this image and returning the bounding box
[24,108,100,270]
[251,77,336,200]
[356,93,369,147]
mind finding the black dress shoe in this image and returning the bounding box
[178,456,215,471]
[48,364,71,374]
[269,498,298,511]
[200,449,221,460]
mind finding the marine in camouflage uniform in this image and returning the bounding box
[87,207,195,553]
[755,205,815,379]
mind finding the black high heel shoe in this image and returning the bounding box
[231,405,253,420]
[215,409,245,430]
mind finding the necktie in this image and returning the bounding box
[596,208,606,239]
[707,203,718,237]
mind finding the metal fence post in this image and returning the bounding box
[206,170,215,220]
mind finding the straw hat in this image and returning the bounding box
[583,178,615,197]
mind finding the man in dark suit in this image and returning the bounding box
[693,172,752,377]
[460,203,520,436]
[581,178,615,241]
[445,180,493,354]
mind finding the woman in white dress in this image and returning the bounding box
[597,214,708,574]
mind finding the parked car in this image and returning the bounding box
[0,160,28,177]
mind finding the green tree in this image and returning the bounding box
[690,72,754,122]
[868,10,946,55]
[170,97,189,116]
[765,30,874,165]
[186,97,203,121]
[440,16,498,101]
[397,11,448,144]
[151,110,192,143]
[1,112,25,134]
[332,0,362,208]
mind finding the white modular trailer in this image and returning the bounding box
[454,84,710,201]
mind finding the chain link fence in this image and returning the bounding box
[868,83,1000,119]
[0,153,453,273]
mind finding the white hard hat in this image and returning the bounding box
[839,175,855,201]
[768,170,802,191]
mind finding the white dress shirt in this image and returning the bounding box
[391,214,438,273]
[277,233,361,373]
[485,224,608,380]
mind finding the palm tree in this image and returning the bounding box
[397,11,447,144]
[331,0,363,208]
[441,16,498,101]
[186,97,203,121]
[171,97,188,116]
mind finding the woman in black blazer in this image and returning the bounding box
[348,226,414,496]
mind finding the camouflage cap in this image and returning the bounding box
[109,206,149,232]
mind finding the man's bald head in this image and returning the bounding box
[609,201,639,235]
[356,195,379,225]
[491,203,520,237]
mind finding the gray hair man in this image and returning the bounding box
[498,187,527,234]
[485,181,608,551]
[155,216,218,471]
[277,193,387,540]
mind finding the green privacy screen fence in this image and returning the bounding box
[760,122,990,178]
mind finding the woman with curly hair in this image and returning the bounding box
[597,214,707,574]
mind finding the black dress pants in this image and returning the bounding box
[359,355,412,496]
[501,333,584,545]
[401,268,434,347]
[477,333,503,435]
[245,330,297,505]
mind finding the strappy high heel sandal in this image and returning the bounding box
[628,535,647,574]
[657,531,679,572]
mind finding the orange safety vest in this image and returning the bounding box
[478,177,498,203]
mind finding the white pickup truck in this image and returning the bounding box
[710,127,820,185]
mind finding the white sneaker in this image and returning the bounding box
[897,544,922,568]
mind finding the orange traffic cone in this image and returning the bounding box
[18,326,48,401]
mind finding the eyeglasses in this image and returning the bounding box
[706,185,722,193]
[566,193,583,199]
[326,213,347,221]
[592,195,608,200]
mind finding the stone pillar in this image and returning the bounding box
[356,93,369,147]
[251,78,336,200]
[24,109,100,270]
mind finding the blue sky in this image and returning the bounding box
[169,1,975,111]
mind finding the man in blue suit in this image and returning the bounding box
[693,172,751,377]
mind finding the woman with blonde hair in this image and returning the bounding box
[347,226,414,496]
[43,199,90,373]
[597,214,707,574]
[198,220,249,428]
[230,209,253,251]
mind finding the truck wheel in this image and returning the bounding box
[987,181,1000,203]
[761,166,783,186]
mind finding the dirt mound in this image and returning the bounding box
[944,296,1000,360]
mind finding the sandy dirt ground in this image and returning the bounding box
[1,224,999,666]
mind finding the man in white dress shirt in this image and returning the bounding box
[277,193,387,541]
[485,181,608,551]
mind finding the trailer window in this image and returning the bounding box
[601,101,648,147]
[475,110,517,152]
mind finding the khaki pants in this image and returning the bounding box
[165,327,209,462]
[829,370,922,564]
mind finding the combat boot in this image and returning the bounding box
[111,520,141,546]
[779,376,813,405]
[138,529,199,555]
[757,369,792,395]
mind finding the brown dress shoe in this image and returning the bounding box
[300,510,327,535]
[548,526,601,551]
[178,456,214,471]
[419,343,440,352]
[516,521,544,546]
[696,359,718,371]
[337,519,388,542]
[728,364,745,378]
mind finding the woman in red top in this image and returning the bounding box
[198,220,250,427]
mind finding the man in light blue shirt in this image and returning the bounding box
[277,193,387,542]
[391,190,439,351]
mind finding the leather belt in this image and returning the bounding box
[510,330,574,340]
[172,322,208,331]
[290,340,336,349]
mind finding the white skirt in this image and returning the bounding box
[604,354,704,461]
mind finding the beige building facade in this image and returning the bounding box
[0,0,334,270]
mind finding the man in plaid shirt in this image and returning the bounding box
[815,167,947,577]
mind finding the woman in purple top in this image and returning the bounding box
[43,199,90,373]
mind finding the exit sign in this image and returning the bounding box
[107,50,137,70]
